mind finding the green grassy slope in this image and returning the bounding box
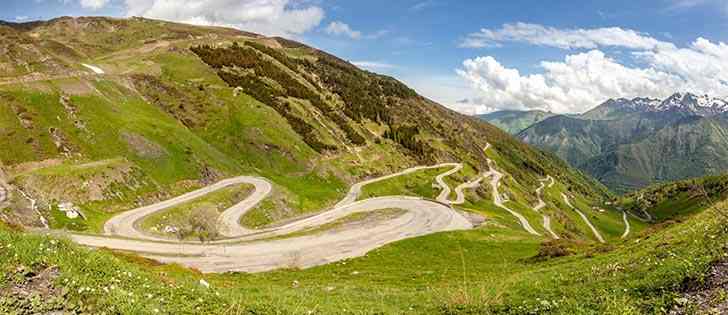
[2,181,727,313]
[0,16,608,237]
[358,166,451,200]
[619,173,728,222]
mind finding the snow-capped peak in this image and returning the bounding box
[602,93,728,116]
[655,92,728,116]
[630,97,662,110]
[603,97,660,111]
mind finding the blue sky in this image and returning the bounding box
[3,0,728,114]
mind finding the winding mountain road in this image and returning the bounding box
[433,163,464,204]
[336,163,460,207]
[482,146,541,236]
[562,193,605,243]
[104,176,273,240]
[69,163,473,273]
[67,143,564,272]
[535,176,559,239]
[73,196,470,273]
[621,211,631,239]
[451,176,485,205]
[448,143,493,205]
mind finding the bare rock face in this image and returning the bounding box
[670,260,728,315]
[233,86,243,97]
[48,127,74,156]
[59,95,88,132]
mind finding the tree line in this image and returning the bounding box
[191,43,365,151]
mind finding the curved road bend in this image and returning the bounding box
[103,176,273,240]
[434,164,464,204]
[562,193,605,243]
[73,198,471,273]
[451,174,486,205]
[479,143,541,236]
[621,211,631,239]
[536,176,559,239]
[71,164,472,273]
[335,163,461,208]
[107,163,465,242]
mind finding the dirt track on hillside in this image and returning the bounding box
[72,163,474,273]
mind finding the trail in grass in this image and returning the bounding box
[0,63,106,86]
[621,211,631,239]
[635,192,654,222]
[81,64,105,74]
[562,193,605,243]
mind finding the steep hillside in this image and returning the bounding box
[620,172,728,222]
[478,109,556,134]
[0,16,608,233]
[582,115,728,192]
[518,113,680,167]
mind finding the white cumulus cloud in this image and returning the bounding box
[457,23,728,114]
[79,0,110,10]
[324,21,362,39]
[460,22,674,50]
[457,51,684,113]
[122,0,325,37]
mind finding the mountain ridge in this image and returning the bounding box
[511,92,728,193]
[584,92,728,119]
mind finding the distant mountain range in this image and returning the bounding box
[583,93,728,118]
[480,92,728,193]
